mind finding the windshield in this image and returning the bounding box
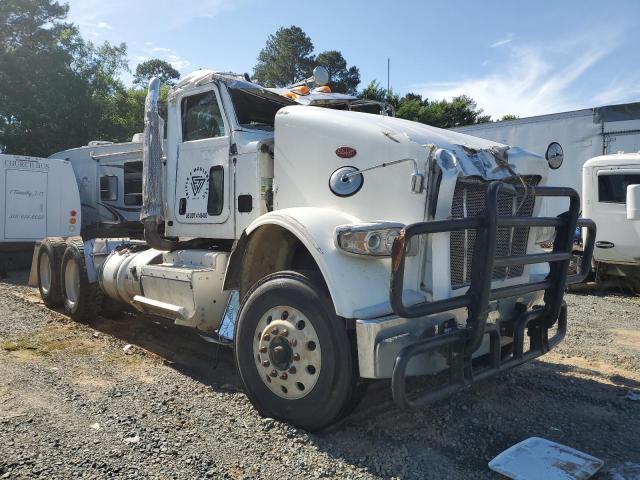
[228,87,294,128]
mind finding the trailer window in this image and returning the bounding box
[598,173,640,203]
[100,176,118,201]
[181,90,225,141]
[124,161,143,206]
[207,166,224,215]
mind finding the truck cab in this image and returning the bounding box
[583,152,640,286]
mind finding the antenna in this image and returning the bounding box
[387,57,390,98]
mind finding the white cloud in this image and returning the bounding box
[68,0,239,32]
[410,29,631,119]
[130,43,192,75]
[490,36,513,48]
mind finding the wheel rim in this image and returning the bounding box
[64,259,81,309]
[39,253,51,295]
[253,306,322,400]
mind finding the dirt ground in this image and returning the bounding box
[1,270,639,479]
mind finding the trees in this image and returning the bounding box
[134,59,180,87]
[314,51,360,95]
[253,26,315,87]
[365,88,492,128]
[0,0,132,155]
[253,26,360,94]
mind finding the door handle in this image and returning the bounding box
[595,241,615,249]
[179,198,187,215]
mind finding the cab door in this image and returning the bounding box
[592,167,640,263]
[175,86,230,224]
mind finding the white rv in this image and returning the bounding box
[453,102,640,216]
[0,154,80,273]
[582,152,640,288]
[49,137,144,239]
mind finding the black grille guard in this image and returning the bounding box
[389,181,596,408]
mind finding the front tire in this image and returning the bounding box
[60,239,101,322]
[235,271,361,431]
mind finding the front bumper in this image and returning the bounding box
[362,181,596,408]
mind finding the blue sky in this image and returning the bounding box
[66,0,640,119]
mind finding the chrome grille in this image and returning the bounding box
[450,176,540,288]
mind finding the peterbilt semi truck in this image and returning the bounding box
[34,70,596,430]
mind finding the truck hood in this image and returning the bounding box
[276,106,547,182]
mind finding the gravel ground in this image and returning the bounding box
[1,270,639,479]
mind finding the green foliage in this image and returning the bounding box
[314,50,360,95]
[253,26,360,94]
[134,59,180,87]
[253,26,315,87]
[364,85,492,128]
[0,0,134,155]
[500,114,518,121]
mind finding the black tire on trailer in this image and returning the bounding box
[234,271,362,431]
[37,237,67,307]
[60,238,102,322]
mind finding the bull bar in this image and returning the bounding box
[389,181,596,408]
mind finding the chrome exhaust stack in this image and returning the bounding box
[141,77,177,251]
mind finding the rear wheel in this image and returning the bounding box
[61,239,101,322]
[235,271,362,431]
[37,238,67,307]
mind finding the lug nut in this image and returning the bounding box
[270,370,277,378]
[271,327,279,335]
[262,360,270,368]
[281,329,289,337]
[262,334,271,341]
[279,373,288,380]
[288,366,296,374]
[292,353,300,361]
[259,346,267,354]
[289,339,297,347]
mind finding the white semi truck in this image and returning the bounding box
[583,152,640,289]
[33,70,595,430]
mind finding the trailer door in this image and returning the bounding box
[5,168,47,240]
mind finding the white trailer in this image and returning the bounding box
[33,71,595,431]
[453,102,640,216]
[582,152,640,288]
[0,155,80,274]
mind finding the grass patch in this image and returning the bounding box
[2,339,39,352]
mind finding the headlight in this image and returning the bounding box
[335,222,408,256]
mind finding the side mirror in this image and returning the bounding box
[627,184,640,220]
[312,66,330,86]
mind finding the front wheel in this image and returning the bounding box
[234,271,361,431]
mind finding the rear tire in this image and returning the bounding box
[60,238,101,322]
[37,238,67,307]
[235,271,362,431]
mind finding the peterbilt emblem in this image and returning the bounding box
[335,146,357,159]
[184,166,209,199]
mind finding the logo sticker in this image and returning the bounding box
[184,166,209,200]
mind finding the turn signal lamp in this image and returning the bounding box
[313,86,331,93]
[291,85,310,95]
[69,217,77,225]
